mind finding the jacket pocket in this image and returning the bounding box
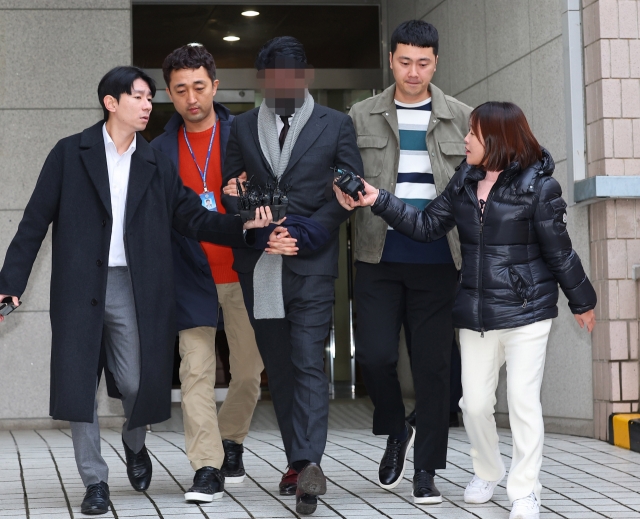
[508,266,534,308]
[357,135,388,178]
[438,141,466,179]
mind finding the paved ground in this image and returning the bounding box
[2,401,640,519]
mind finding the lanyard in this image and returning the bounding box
[183,120,217,193]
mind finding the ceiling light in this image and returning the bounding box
[241,10,260,16]
[223,36,240,42]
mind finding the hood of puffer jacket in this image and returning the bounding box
[452,148,555,195]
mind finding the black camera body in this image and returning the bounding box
[332,167,365,201]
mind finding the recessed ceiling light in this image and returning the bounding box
[241,10,260,17]
[223,36,240,42]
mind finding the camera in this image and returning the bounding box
[332,167,365,201]
[236,177,290,222]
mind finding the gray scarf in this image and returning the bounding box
[253,91,315,319]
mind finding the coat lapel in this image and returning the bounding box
[126,136,157,225]
[80,122,112,218]
[282,108,328,178]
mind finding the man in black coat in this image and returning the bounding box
[0,66,271,515]
[221,37,363,515]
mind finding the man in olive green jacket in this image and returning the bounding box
[348,20,471,504]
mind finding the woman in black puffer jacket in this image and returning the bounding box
[335,102,596,519]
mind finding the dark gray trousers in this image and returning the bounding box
[239,263,334,465]
[70,267,146,487]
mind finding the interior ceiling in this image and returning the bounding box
[133,4,380,69]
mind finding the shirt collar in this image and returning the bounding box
[102,123,137,157]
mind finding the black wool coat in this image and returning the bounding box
[372,150,597,333]
[0,121,247,428]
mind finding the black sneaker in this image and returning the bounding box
[221,440,246,483]
[81,481,110,515]
[378,422,415,489]
[184,466,225,503]
[413,470,442,504]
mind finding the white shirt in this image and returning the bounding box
[102,124,136,267]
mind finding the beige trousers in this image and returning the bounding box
[459,319,552,504]
[179,282,264,471]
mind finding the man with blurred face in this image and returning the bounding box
[221,36,363,515]
[0,65,272,515]
[348,20,472,505]
[151,43,264,504]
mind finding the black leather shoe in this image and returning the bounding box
[185,466,225,503]
[378,422,415,489]
[221,440,246,483]
[295,463,327,515]
[406,409,416,427]
[81,481,109,515]
[122,438,152,492]
[279,466,298,495]
[413,470,442,504]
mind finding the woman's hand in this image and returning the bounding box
[332,178,380,210]
[242,206,279,230]
[574,309,595,333]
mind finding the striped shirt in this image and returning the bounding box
[380,98,453,264]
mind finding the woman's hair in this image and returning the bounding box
[469,101,542,171]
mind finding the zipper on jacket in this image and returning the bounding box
[508,266,530,308]
[465,178,501,338]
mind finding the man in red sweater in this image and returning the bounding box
[151,44,263,503]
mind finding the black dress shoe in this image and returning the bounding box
[413,470,442,504]
[81,481,110,515]
[184,466,225,503]
[279,466,298,495]
[295,462,327,515]
[221,440,246,483]
[406,409,416,427]
[122,438,152,492]
[378,422,415,489]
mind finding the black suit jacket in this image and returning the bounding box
[222,104,363,277]
[0,121,246,427]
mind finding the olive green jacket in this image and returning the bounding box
[348,83,471,269]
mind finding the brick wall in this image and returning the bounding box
[584,0,640,440]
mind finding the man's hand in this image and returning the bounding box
[574,309,596,333]
[223,171,247,196]
[332,178,379,209]
[243,206,276,230]
[0,295,20,323]
[266,226,298,256]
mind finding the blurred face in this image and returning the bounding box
[390,43,437,103]
[103,78,153,132]
[167,67,219,125]
[259,66,314,115]
[464,123,485,166]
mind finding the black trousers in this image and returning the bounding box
[238,263,334,465]
[354,261,458,471]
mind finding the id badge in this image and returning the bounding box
[200,191,217,212]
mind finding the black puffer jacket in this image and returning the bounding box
[372,150,596,333]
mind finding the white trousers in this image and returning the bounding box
[459,319,552,504]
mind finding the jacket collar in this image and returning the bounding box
[163,101,231,135]
[370,82,455,120]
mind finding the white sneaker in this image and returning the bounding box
[509,492,540,519]
[463,474,503,504]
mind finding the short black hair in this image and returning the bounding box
[97,66,156,121]
[162,43,217,87]
[255,36,308,70]
[391,20,439,55]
